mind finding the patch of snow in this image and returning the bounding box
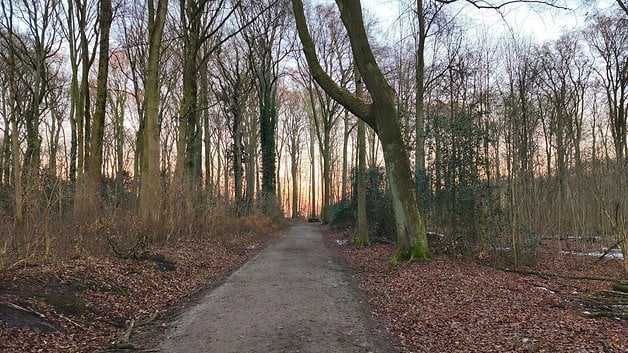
[246,244,256,250]
[534,286,556,294]
[560,249,624,260]
[335,239,348,246]
[426,231,445,238]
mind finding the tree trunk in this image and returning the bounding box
[245,115,257,209]
[355,67,368,246]
[260,87,277,211]
[321,129,331,223]
[259,85,278,211]
[86,0,113,211]
[175,0,202,190]
[415,0,428,209]
[112,92,126,192]
[8,73,22,223]
[342,111,349,200]
[140,0,168,223]
[356,118,368,246]
[309,116,317,218]
[291,138,299,218]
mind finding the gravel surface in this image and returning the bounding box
[157,223,394,353]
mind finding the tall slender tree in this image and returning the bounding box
[85,0,113,209]
[140,0,168,223]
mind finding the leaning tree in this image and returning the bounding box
[292,0,429,262]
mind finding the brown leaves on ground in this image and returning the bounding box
[0,215,282,353]
[329,232,627,353]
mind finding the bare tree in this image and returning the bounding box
[585,14,627,163]
[241,0,293,213]
[213,41,253,211]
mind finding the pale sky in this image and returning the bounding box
[360,0,619,43]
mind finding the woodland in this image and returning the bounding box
[0,0,626,351]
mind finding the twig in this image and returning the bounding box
[121,319,135,343]
[596,240,621,263]
[115,310,159,345]
[7,254,35,270]
[57,312,87,330]
[436,0,570,10]
[586,311,628,320]
[137,311,159,327]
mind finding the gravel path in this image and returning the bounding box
[157,223,394,353]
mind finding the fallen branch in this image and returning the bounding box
[137,311,159,327]
[611,282,628,293]
[0,301,46,318]
[7,254,36,271]
[595,240,621,263]
[121,319,135,343]
[491,266,617,282]
[113,310,159,349]
[586,311,628,320]
[57,312,87,330]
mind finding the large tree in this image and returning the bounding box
[139,0,169,223]
[85,0,113,210]
[292,0,429,261]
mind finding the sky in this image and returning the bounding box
[360,0,620,43]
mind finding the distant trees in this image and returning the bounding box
[303,3,353,223]
[0,0,625,271]
[586,14,627,163]
[241,0,292,213]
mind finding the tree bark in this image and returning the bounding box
[415,0,428,208]
[140,0,168,223]
[342,111,349,200]
[86,0,113,210]
[355,69,368,246]
[291,136,299,218]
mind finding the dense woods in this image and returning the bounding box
[0,0,625,271]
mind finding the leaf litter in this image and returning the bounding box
[0,221,281,353]
[327,230,627,353]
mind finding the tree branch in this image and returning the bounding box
[615,0,628,16]
[436,0,570,11]
[291,0,372,126]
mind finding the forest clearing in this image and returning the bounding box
[0,0,627,351]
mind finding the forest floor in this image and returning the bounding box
[327,230,627,353]
[2,221,626,353]
[0,215,283,353]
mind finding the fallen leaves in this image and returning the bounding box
[328,231,627,353]
[0,220,281,353]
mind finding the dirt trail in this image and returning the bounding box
[157,223,394,353]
